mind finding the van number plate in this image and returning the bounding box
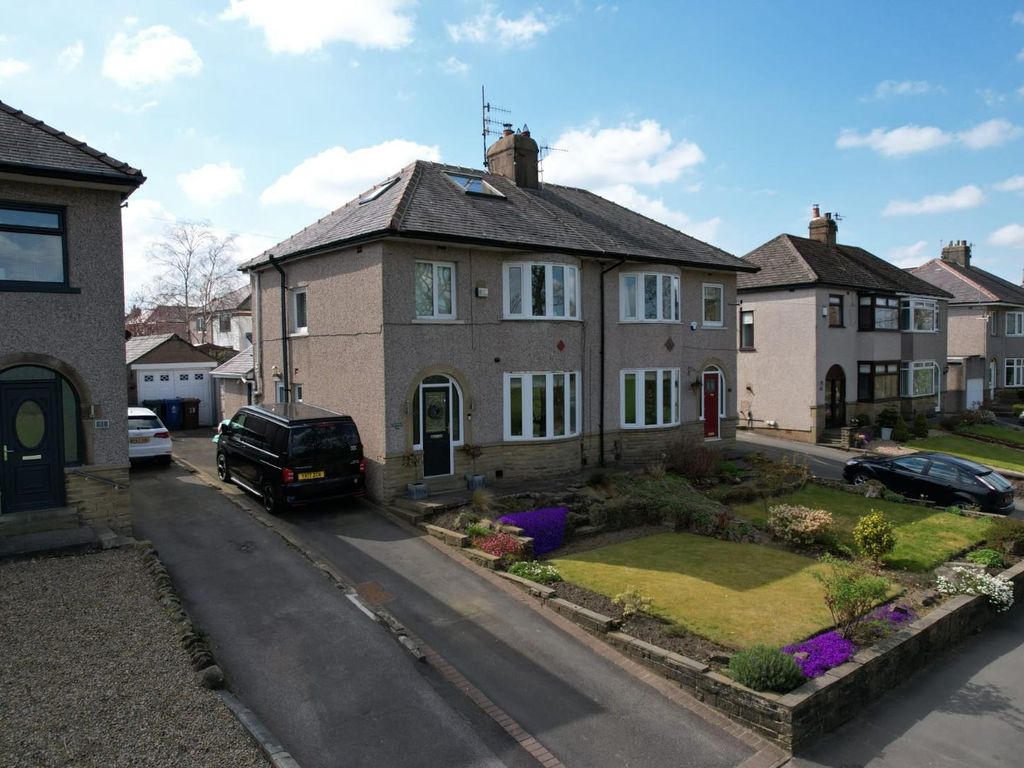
[298,471,325,481]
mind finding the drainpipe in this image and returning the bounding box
[599,259,625,467]
[267,254,290,403]
[251,270,262,399]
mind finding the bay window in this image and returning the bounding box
[415,261,455,319]
[504,371,580,440]
[857,361,899,401]
[1006,359,1024,387]
[858,295,899,331]
[621,272,680,322]
[504,262,580,320]
[900,361,939,397]
[900,298,938,332]
[621,368,680,428]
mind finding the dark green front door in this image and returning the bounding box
[421,387,451,477]
[0,380,64,513]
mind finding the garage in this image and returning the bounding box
[126,334,218,426]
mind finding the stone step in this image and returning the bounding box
[0,506,79,538]
[0,525,100,560]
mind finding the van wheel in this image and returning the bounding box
[216,453,231,483]
[261,479,282,514]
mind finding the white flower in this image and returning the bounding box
[936,565,1014,612]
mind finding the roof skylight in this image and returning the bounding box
[358,176,399,204]
[444,173,504,197]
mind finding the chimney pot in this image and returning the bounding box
[502,123,514,137]
[812,204,820,218]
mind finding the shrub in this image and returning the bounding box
[882,489,905,504]
[613,586,653,618]
[507,560,562,584]
[587,469,609,487]
[912,412,929,438]
[814,555,891,638]
[966,548,1005,568]
[465,523,492,539]
[471,489,494,515]
[591,495,658,531]
[876,406,900,429]
[473,532,525,561]
[850,413,871,427]
[940,414,963,432]
[1013,403,1024,416]
[891,415,910,443]
[945,505,964,516]
[782,630,857,678]
[936,565,1014,611]
[666,442,721,482]
[853,511,896,562]
[497,507,569,555]
[767,504,833,546]
[861,603,917,640]
[989,517,1024,550]
[728,645,806,692]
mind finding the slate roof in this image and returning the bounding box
[0,100,145,186]
[242,160,753,273]
[125,334,177,364]
[211,346,254,378]
[909,259,1024,306]
[738,234,952,298]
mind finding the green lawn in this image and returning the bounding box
[731,485,994,571]
[908,435,1024,474]
[552,532,890,649]
[961,423,1024,447]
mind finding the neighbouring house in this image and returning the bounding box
[0,99,144,533]
[211,346,254,422]
[125,303,189,339]
[126,334,218,426]
[910,241,1024,412]
[241,125,756,500]
[190,285,252,351]
[736,207,952,444]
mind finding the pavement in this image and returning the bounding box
[151,430,766,768]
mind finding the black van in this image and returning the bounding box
[216,403,365,513]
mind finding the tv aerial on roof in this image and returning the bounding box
[481,86,512,168]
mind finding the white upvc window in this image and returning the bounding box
[503,371,580,441]
[900,360,940,397]
[415,261,456,319]
[290,287,308,334]
[702,283,724,327]
[620,273,680,322]
[503,263,580,320]
[621,368,680,428]
[1005,312,1024,337]
[1006,358,1024,387]
[900,298,938,332]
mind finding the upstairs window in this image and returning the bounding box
[291,288,308,334]
[444,173,504,197]
[991,311,999,337]
[1006,312,1024,337]
[0,204,67,287]
[415,261,455,319]
[218,314,232,333]
[740,310,754,350]
[828,295,844,327]
[858,295,899,331]
[702,283,724,327]
[620,273,680,322]
[504,262,580,320]
[901,298,938,332]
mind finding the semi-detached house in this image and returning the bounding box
[241,127,755,500]
[736,208,952,444]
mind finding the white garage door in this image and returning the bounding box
[136,367,215,426]
[966,378,983,411]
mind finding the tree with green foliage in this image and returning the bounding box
[853,511,897,563]
[814,554,891,637]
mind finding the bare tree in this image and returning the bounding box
[140,220,242,344]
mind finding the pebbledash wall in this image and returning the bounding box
[0,180,131,532]
[254,239,739,500]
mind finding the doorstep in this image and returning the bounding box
[0,525,104,560]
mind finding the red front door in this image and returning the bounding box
[703,371,719,439]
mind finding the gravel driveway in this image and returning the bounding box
[0,547,268,768]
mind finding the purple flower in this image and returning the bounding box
[497,507,569,555]
[867,604,916,625]
[783,631,857,678]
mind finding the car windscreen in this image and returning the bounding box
[289,422,360,462]
[129,416,163,430]
[980,471,1014,492]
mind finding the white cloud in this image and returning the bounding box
[57,41,84,71]
[542,120,704,188]
[440,55,469,75]
[261,139,441,209]
[595,183,720,241]
[177,162,246,204]
[888,240,930,267]
[837,119,1022,156]
[872,80,942,99]
[103,25,202,88]
[221,0,414,53]
[447,6,557,47]
[0,58,30,83]
[114,100,159,115]
[883,185,985,216]
[959,118,1022,149]
[988,224,1024,248]
[836,125,952,156]
[978,88,1006,107]
[995,175,1024,192]
[1014,11,1024,24]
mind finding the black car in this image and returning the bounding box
[216,403,365,513]
[843,452,1015,514]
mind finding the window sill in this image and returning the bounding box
[620,423,682,431]
[739,347,756,353]
[503,433,581,443]
[502,317,583,323]
[700,324,726,330]
[0,282,80,294]
[620,319,681,325]
[411,318,464,324]
[828,324,845,329]
[289,330,309,338]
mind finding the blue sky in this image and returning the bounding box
[2,1,1023,297]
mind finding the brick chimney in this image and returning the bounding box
[808,205,837,246]
[485,123,539,189]
[941,239,971,268]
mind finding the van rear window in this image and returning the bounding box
[290,422,360,461]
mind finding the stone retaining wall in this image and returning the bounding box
[65,465,131,533]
